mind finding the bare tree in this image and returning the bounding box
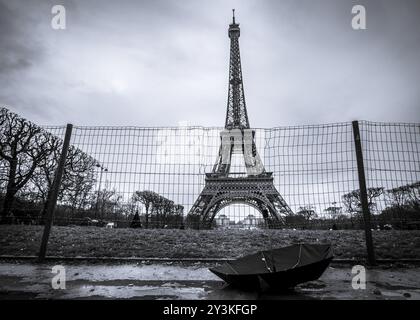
[407,181,420,208]
[342,187,384,216]
[31,144,97,220]
[29,135,61,217]
[132,190,158,228]
[386,185,410,208]
[324,203,342,219]
[296,205,317,221]
[132,190,183,228]
[0,108,56,219]
[94,185,122,220]
[67,149,96,202]
[155,197,175,228]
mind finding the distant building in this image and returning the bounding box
[216,214,231,227]
[240,214,263,229]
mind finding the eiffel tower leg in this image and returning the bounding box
[188,194,213,229]
[188,189,222,229]
[201,198,222,229]
[255,200,276,229]
[270,193,293,216]
[254,192,290,229]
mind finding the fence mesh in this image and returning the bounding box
[361,121,420,229]
[33,123,358,228]
[1,114,419,229]
[1,108,420,259]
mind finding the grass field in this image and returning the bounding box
[1,225,420,259]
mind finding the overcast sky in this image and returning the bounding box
[1,0,420,127]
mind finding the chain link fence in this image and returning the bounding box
[0,107,419,259]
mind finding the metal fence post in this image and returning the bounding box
[38,124,73,262]
[352,121,376,265]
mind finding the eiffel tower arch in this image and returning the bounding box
[188,10,293,228]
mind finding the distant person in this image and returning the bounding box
[6,211,15,225]
[130,211,142,228]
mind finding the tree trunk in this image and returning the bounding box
[1,159,18,219]
[39,188,53,225]
[145,205,149,229]
[1,191,16,220]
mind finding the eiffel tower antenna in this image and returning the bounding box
[225,9,249,130]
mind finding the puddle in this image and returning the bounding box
[45,284,207,300]
[0,262,419,300]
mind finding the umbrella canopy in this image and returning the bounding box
[209,243,333,290]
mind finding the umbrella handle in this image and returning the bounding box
[291,244,303,269]
[261,252,274,273]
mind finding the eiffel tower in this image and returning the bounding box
[189,10,293,228]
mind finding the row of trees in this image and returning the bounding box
[131,190,184,228]
[0,107,98,223]
[1,107,418,229]
[285,184,419,229]
[380,182,420,228]
[0,108,185,228]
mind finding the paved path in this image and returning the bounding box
[0,261,419,299]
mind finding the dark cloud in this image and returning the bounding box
[0,1,40,73]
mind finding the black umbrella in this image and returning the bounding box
[209,243,333,290]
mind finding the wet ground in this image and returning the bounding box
[0,261,419,300]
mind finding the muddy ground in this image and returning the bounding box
[0,261,419,300]
[1,226,420,259]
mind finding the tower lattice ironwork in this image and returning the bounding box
[189,10,293,228]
